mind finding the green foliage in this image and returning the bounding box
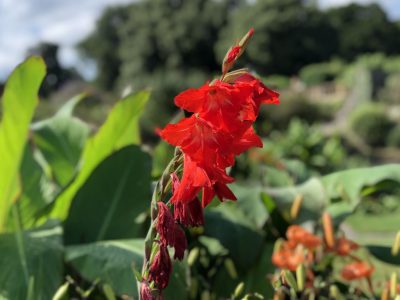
[217,0,338,75]
[327,4,400,61]
[350,103,394,147]
[64,146,151,244]
[0,57,46,232]
[0,221,63,300]
[299,59,345,86]
[387,124,400,147]
[32,94,90,186]
[49,91,149,221]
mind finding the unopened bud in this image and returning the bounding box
[290,194,303,220]
[224,258,238,279]
[390,272,398,298]
[233,282,244,298]
[52,282,69,300]
[322,212,335,248]
[392,231,400,256]
[283,270,298,291]
[188,247,200,266]
[296,264,305,291]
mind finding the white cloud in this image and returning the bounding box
[0,0,133,81]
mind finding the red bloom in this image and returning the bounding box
[172,223,187,260]
[225,46,241,64]
[341,262,374,280]
[235,73,280,105]
[140,282,163,300]
[286,225,322,250]
[149,244,172,289]
[155,202,175,246]
[172,173,204,227]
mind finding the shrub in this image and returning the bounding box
[350,104,394,147]
[386,124,400,147]
[299,59,345,86]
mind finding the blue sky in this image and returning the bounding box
[0,0,399,81]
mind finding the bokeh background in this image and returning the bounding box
[1,0,400,299]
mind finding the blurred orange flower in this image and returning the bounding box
[286,225,322,250]
[341,262,374,280]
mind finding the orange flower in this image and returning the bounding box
[272,242,305,271]
[341,262,374,280]
[286,225,322,250]
[334,237,359,256]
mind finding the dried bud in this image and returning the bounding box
[172,223,187,260]
[149,244,172,289]
[156,202,175,246]
[140,281,163,300]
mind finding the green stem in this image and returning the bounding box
[137,149,182,299]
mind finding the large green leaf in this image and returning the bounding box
[0,221,63,300]
[32,94,90,186]
[49,91,149,220]
[66,239,190,298]
[0,57,46,232]
[64,145,151,244]
[65,239,143,297]
[204,204,264,271]
[15,146,54,228]
[264,164,400,223]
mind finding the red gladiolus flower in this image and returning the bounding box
[235,73,280,105]
[172,173,204,227]
[225,46,241,64]
[341,262,374,280]
[149,244,172,289]
[155,202,175,246]
[286,225,322,250]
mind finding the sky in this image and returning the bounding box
[0,0,399,81]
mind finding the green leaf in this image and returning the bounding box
[204,204,264,271]
[64,145,151,244]
[49,91,149,220]
[65,239,144,297]
[367,245,400,265]
[264,164,400,223]
[0,221,63,300]
[32,94,90,186]
[15,146,54,228]
[0,57,46,232]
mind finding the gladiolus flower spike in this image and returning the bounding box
[139,28,279,298]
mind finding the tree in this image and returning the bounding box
[28,43,76,97]
[216,0,339,75]
[326,3,400,61]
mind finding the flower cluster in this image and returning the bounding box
[160,74,279,208]
[140,28,280,299]
[272,213,375,297]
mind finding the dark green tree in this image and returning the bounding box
[29,43,76,97]
[216,0,339,75]
[326,3,400,60]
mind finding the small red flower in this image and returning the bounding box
[341,262,374,280]
[155,202,175,246]
[148,244,172,289]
